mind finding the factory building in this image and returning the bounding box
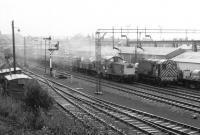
[172,52,200,71]
[118,47,184,63]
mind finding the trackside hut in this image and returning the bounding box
[3,74,32,98]
[118,47,184,63]
[172,52,200,71]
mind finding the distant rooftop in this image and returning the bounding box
[119,47,179,56]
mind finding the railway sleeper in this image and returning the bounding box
[130,121,142,124]
[187,131,199,134]
[178,128,189,132]
[140,126,155,130]
[172,126,182,130]
[166,124,177,128]
[99,130,115,135]
[160,122,171,126]
[145,118,158,122]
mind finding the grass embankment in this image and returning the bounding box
[0,79,100,135]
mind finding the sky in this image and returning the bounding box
[0,0,200,38]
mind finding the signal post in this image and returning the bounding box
[48,41,59,77]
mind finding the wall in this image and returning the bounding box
[177,62,200,71]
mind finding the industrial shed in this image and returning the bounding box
[118,47,184,63]
[172,52,200,71]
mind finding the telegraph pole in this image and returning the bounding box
[24,37,26,66]
[12,20,16,74]
[45,39,47,73]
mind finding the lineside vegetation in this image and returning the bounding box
[0,79,101,135]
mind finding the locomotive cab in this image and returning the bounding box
[101,56,136,82]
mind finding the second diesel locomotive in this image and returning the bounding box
[136,59,178,85]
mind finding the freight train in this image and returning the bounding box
[70,56,200,88]
[20,51,200,89]
[51,55,178,85]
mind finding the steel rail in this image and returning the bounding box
[25,69,200,135]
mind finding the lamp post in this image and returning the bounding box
[24,37,26,66]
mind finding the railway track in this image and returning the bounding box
[127,83,200,105]
[25,71,124,135]
[24,69,200,135]
[27,65,200,114]
[169,85,200,95]
[133,82,200,100]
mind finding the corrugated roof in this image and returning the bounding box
[119,47,179,56]
[5,74,31,81]
[0,67,21,74]
[172,52,200,64]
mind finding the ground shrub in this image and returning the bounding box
[19,110,44,130]
[22,79,54,129]
[0,79,105,134]
[23,79,53,112]
[0,96,21,119]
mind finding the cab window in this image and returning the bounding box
[127,64,133,68]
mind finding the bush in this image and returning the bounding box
[0,96,21,119]
[20,110,44,130]
[22,79,54,129]
[23,79,53,112]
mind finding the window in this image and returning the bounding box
[127,64,133,68]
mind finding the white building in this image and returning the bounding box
[172,52,200,71]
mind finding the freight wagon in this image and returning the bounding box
[173,52,200,89]
[178,70,200,88]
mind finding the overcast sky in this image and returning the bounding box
[0,0,200,38]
